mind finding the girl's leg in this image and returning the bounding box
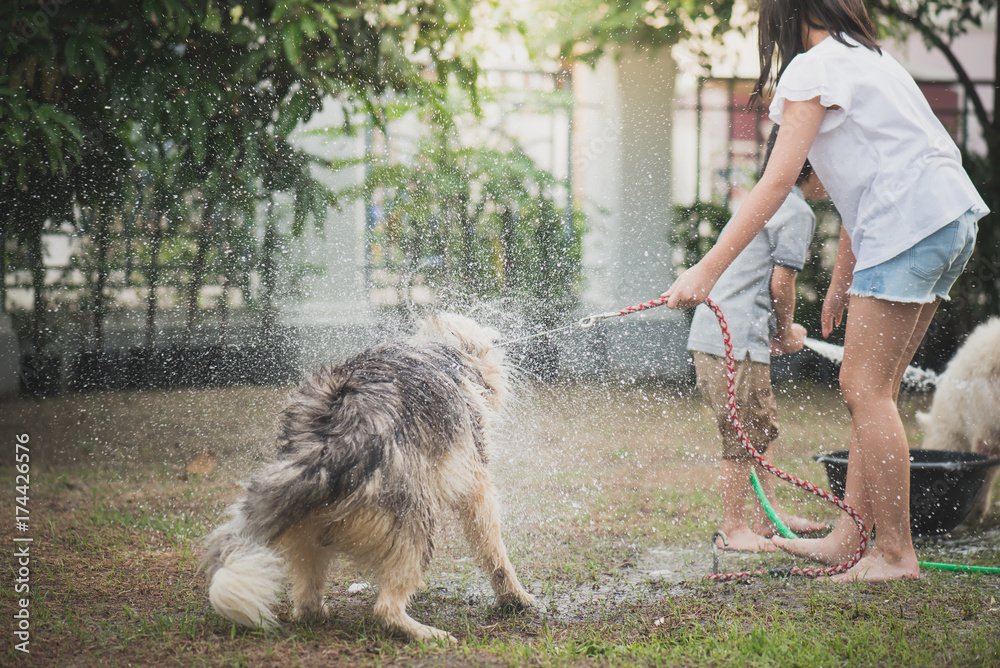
[830,296,929,581]
[775,297,937,575]
[890,299,941,403]
[825,298,939,559]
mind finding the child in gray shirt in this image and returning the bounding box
[687,125,827,552]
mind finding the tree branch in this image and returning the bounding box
[869,0,994,140]
[995,7,999,136]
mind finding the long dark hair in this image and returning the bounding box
[750,0,880,107]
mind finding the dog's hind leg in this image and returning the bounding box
[371,523,457,643]
[373,581,456,643]
[458,469,534,610]
[281,525,334,622]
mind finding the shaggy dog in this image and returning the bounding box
[200,312,533,642]
[916,317,1000,525]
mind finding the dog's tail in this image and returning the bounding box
[200,504,285,628]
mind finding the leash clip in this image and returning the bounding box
[578,312,620,329]
[711,531,728,575]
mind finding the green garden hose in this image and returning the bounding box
[750,470,1000,575]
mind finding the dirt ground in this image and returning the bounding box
[2,378,998,666]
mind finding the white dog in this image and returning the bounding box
[916,317,1000,525]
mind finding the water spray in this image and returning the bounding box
[505,295,996,578]
[510,295,870,579]
[496,308,641,347]
[803,337,940,391]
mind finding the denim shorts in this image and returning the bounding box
[849,209,979,303]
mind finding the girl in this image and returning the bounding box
[663,0,988,581]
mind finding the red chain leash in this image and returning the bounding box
[608,295,869,580]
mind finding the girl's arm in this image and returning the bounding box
[663,97,827,309]
[821,225,856,338]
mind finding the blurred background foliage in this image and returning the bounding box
[1,0,996,366]
[0,0,515,350]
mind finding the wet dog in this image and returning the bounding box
[200,312,533,641]
[917,317,1000,525]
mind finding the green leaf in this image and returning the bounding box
[299,125,352,140]
[191,116,207,164]
[300,13,319,40]
[47,107,84,145]
[282,23,304,65]
[4,120,26,147]
[40,126,63,175]
[82,39,108,82]
[65,35,81,76]
[270,1,293,22]
[204,0,223,32]
[310,2,340,29]
[273,90,309,137]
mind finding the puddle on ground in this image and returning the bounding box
[367,527,1000,625]
[422,543,789,623]
[641,546,715,584]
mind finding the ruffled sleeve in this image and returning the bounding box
[769,51,851,133]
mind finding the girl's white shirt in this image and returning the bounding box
[769,35,989,272]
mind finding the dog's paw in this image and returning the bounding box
[411,624,457,644]
[292,603,331,623]
[495,590,534,612]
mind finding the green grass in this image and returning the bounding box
[1,379,998,666]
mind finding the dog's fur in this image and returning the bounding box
[916,317,1000,525]
[200,312,533,641]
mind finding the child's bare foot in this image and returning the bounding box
[829,552,919,582]
[771,533,860,565]
[753,515,827,538]
[717,527,778,553]
[781,515,828,535]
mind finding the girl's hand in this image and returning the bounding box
[822,227,856,339]
[662,262,715,309]
[821,284,849,338]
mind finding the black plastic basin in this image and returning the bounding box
[814,449,1000,536]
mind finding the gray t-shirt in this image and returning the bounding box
[686,186,816,364]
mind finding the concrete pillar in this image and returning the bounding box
[561,44,689,378]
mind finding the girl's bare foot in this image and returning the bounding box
[717,527,778,553]
[829,552,919,582]
[781,515,828,535]
[772,528,862,565]
[753,514,827,538]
